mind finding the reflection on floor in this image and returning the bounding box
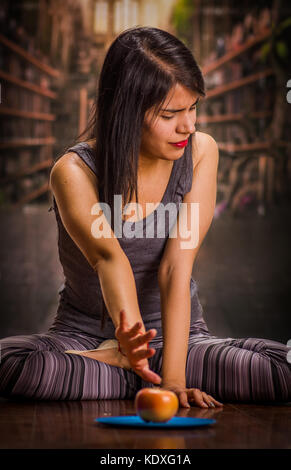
[0,397,290,449]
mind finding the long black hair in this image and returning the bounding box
[75,26,206,330]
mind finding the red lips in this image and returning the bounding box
[170,139,188,148]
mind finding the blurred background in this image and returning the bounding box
[0,0,290,342]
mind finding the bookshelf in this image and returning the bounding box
[0,33,61,208]
[198,24,289,216]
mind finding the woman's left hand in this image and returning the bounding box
[158,382,223,409]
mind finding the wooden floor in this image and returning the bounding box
[0,397,290,449]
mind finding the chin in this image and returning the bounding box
[171,148,186,159]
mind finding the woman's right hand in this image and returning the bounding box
[115,310,162,385]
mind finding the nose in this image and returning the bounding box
[176,114,196,135]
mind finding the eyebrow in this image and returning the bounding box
[161,98,199,113]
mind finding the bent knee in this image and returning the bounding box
[0,334,46,360]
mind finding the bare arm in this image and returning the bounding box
[158,133,219,386]
[159,272,191,385]
[50,153,145,332]
[95,254,146,333]
[50,152,161,383]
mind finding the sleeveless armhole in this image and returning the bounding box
[48,142,97,213]
[66,142,97,177]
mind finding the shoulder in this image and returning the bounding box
[51,140,97,175]
[51,140,96,170]
[50,151,89,178]
[191,131,219,170]
[49,147,97,192]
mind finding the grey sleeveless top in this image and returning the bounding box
[48,141,210,342]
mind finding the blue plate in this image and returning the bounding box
[95,416,216,428]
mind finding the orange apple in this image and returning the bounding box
[134,387,179,423]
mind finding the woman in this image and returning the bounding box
[0,27,290,407]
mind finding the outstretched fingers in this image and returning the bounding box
[136,366,162,384]
[127,321,142,337]
[132,347,156,360]
[115,310,162,386]
[130,330,156,350]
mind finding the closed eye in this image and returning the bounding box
[161,106,197,120]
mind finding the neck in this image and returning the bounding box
[138,154,172,178]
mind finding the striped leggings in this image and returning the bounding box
[0,329,290,403]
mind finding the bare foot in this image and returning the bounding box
[65,347,132,370]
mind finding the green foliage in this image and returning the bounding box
[276,17,291,35]
[172,0,196,49]
[276,41,288,60]
[259,16,291,67]
[260,42,271,63]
